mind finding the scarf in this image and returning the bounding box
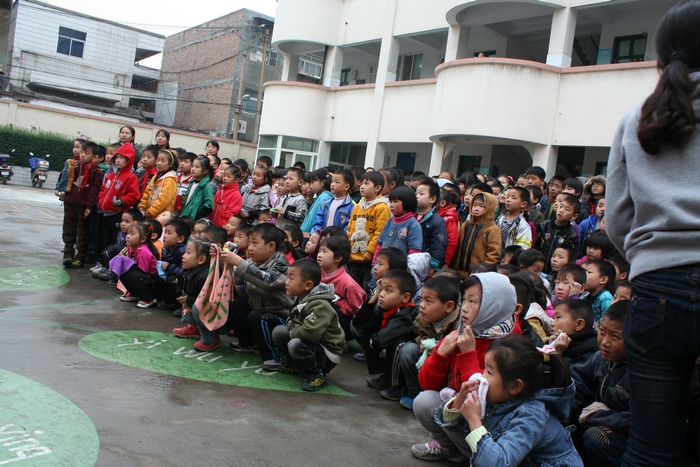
[475,313,516,339]
[392,212,414,224]
[76,161,93,191]
[64,157,79,193]
[381,302,415,329]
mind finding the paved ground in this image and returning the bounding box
[0,183,452,467]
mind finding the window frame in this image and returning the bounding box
[612,34,647,63]
[57,26,86,58]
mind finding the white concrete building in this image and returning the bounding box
[6,0,164,121]
[258,0,675,179]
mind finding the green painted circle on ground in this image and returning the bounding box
[79,331,354,396]
[0,265,69,290]
[0,369,99,466]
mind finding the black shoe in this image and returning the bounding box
[173,307,183,317]
[65,259,84,269]
[380,386,405,401]
[366,375,389,389]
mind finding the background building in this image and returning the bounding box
[5,0,163,121]
[259,0,675,179]
[157,9,282,140]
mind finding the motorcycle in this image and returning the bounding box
[29,154,50,188]
[0,154,12,185]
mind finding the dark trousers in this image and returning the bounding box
[350,321,401,385]
[62,203,91,261]
[336,308,353,342]
[228,298,286,361]
[271,325,336,378]
[347,261,373,291]
[583,427,626,467]
[87,212,103,262]
[120,267,156,301]
[154,274,178,304]
[101,213,121,257]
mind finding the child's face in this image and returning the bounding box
[561,186,578,197]
[612,285,632,303]
[522,261,544,275]
[252,168,266,187]
[598,316,626,362]
[156,211,173,226]
[415,185,435,211]
[248,232,275,263]
[285,230,299,248]
[389,199,406,217]
[471,197,486,217]
[316,243,339,271]
[305,232,319,254]
[105,147,115,164]
[113,155,128,170]
[120,214,134,232]
[192,222,206,239]
[516,177,527,187]
[285,172,303,193]
[179,158,192,175]
[548,180,562,198]
[155,153,171,172]
[310,178,324,194]
[586,246,603,261]
[595,198,606,218]
[181,242,205,270]
[141,151,156,170]
[373,254,391,280]
[483,351,510,404]
[360,179,381,200]
[460,283,482,328]
[555,200,576,224]
[525,174,544,189]
[224,217,241,237]
[301,180,311,197]
[233,230,249,251]
[221,169,236,185]
[79,149,94,165]
[162,225,182,248]
[491,185,502,197]
[554,273,582,301]
[551,304,581,336]
[419,287,453,323]
[497,175,509,187]
[378,278,409,310]
[257,212,271,223]
[191,160,204,180]
[591,181,605,196]
[550,248,569,272]
[119,127,133,143]
[584,263,606,293]
[598,215,606,233]
[125,227,143,248]
[464,187,474,206]
[330,174,349,197]
[503,189,526,214]
[286,266,312,298]
[379,172,393,195]
[72,140,82,157]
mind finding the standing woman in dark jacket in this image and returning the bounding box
[606,2,700,465]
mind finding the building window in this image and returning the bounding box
[299,54,324,79]
[329,142,367,170]
[249,47,280,67]
[57,27,86,58]
[131,75,159,93]
[612,34,647,63]
[396,53,423,81]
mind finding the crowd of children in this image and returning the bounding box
[55,126,699,466]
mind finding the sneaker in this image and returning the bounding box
[399,396,414,410]
[229,342,258,353]
[66,259,84,269]
[62,257,73,266]
[89,264,103,273]
[278,363,297,375]
[353,352,367,362]
[194,336,220,352]
[173,324,201,339]
[262,359,281,371]
[411,440,467,463]
[380,386,404,401]
[136,299,158,309]
[302,375,327,392]
[173,307,183,317]
[157,301,179,310]
[367,375,389,389]
[98,270,116,281]
[119,294,139,302]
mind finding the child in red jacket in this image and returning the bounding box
[438,187,460,267]
[411,272,521,463]
[210,165,242,227]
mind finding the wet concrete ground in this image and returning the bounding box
[0,183,452,467]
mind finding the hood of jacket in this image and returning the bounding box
[359,195,389,210]
[469,272,517,335]
[469,192,498,225]
[301,282,335,303]
[583,175,606,198]
[438,205,458,222]
[407,252,432,290]
[113,143,136,173]
[491,380,576,422]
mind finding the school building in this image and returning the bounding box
[257,0,674,179]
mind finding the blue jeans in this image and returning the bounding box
[271,325,336,379]
[583,427,626,466]
[622,266,700,466]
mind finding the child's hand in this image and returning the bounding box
[161,261,170,270]
[456,325,476,353]
[221,250,242,267]
[209,243,219,257]
[569,282,585,297]
[450,380,480,410]
[240,210,249,218]
[84,208,91,217]
[460,391,483,429]
[273,206,285,216]
[551,332,571,354]
[437,331,460,356]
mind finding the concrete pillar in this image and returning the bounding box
[282,52,300,82]
[546,7,577,68]
[532,144,559,180]
[445,24,471,62]
[428,141,445,177]
[317,141,332,168]
[322,46,344,87]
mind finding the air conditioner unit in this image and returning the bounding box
[238,120,247,134]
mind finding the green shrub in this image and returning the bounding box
[0,126,80,169]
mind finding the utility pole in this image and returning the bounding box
[232,54,248,142]
[252,24,270,146]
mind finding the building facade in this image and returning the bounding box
[5,0,163,121]
[258,0,675,179]
[158,9,282,140]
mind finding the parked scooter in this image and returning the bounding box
[0,154,12,185]
[29,154,50,188]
